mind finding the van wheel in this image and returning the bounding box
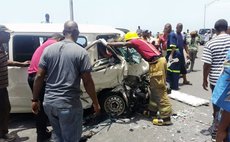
[100,93,126,117]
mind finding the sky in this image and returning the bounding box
[0,0,230,34]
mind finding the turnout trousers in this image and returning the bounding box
[148,57,172,118]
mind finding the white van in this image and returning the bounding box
[5,23,129,113]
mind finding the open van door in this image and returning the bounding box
[7,35,47,113]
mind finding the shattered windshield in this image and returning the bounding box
[117,47,141,64]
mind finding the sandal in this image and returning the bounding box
[152,118,172,126]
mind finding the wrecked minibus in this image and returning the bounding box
[5,24,150,116]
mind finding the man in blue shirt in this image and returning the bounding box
[165,23,181,90]
[212,50,230,142]
[176,23,191,85]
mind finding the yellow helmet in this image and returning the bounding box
[124,32,139,41]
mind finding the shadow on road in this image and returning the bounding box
[9,129,30,142]
[8,113,35,142]
[9,113,35,129]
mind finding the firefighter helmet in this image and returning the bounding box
[124,32,139,41]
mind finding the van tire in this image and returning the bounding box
[99,92,127,117]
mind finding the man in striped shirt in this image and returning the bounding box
[202,19,230,141]
[0,25,29,141]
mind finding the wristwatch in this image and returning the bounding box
[31,98,39,102]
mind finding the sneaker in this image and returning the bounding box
[37,131,52,142]
[152,117,173,126]
[0,134,16,142]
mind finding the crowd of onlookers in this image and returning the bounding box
[135,19,230,142]
[136,26,200,69]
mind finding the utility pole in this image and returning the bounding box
[204,0,219,28]
[204,4,206,29]
[70,0,74,20]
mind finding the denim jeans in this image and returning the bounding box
[43,102,83,142]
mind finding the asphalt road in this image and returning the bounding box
[6,46,214,142]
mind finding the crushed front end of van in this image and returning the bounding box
[81,39,150,118]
